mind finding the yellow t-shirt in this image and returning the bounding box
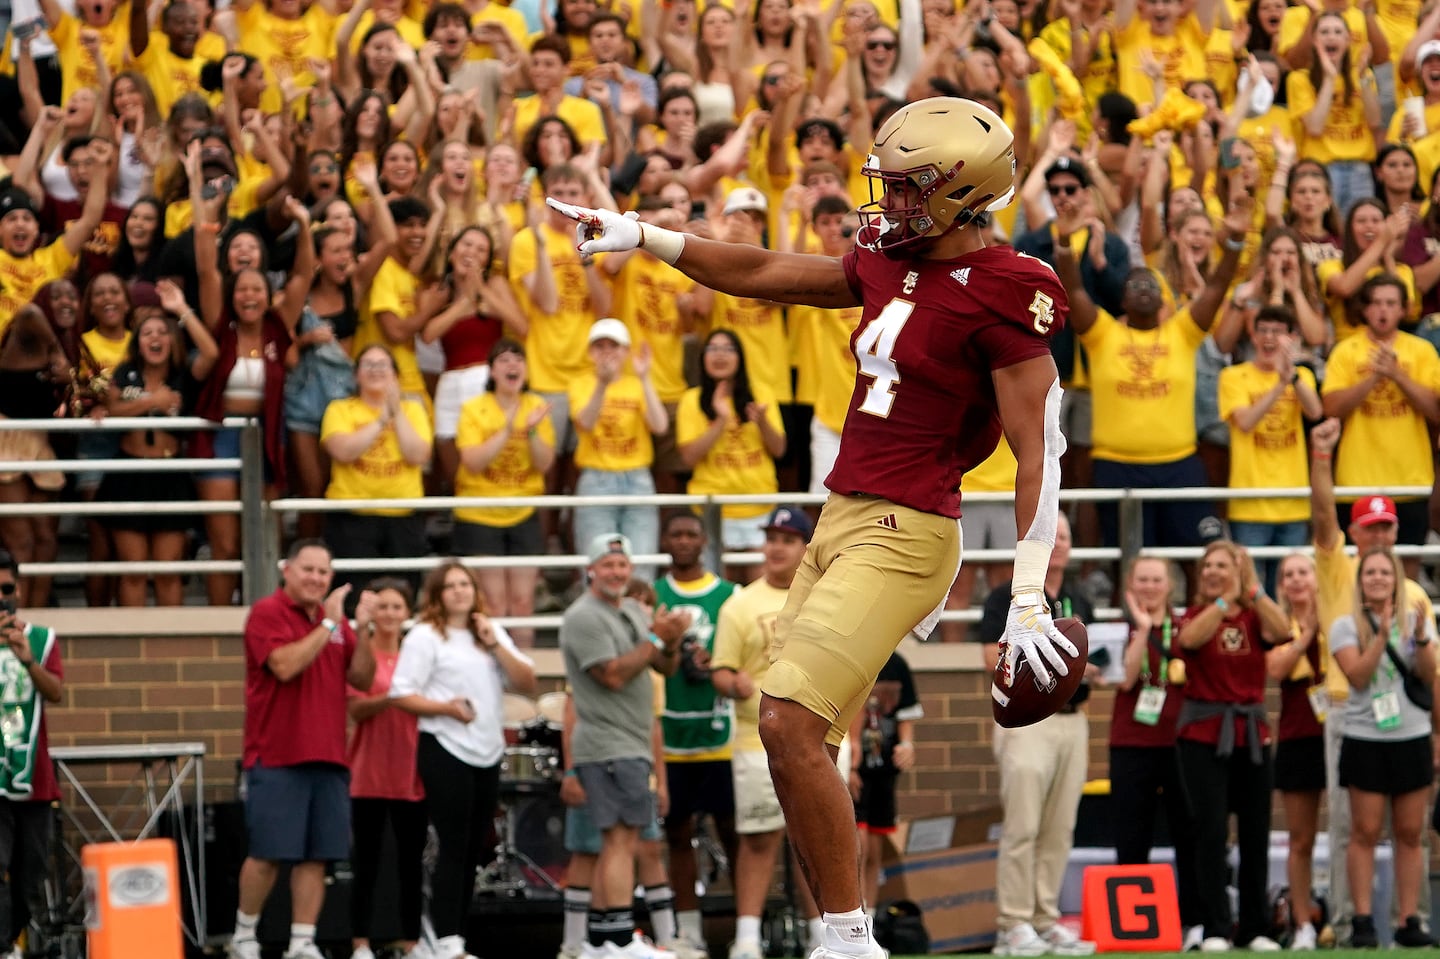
[1037,17,1117,113]
[1238,106,1294,186]
[453,392,555,527]
[1387,104,1440,192]
[194,30,227,62]
[710,579,788,753]
[507,223,603,394]
[677,384,783,519]
[133,39,205,116]
[1203,28,1239,107]
[1315,259,1419,341]
[511,94,606,148]
[611,254,694,404]
[163,177,265,237]
[320,397,432,514]
[1277,5,1366,59]
[50,8,131,104]
[790,303,861,434]
[464,3,529,57]
[1316,536,1433,699]
[0,242,76,336]
[1079,307,1209,463]
[567,373,655,472]
[961,436,1018,494]
[1286,69,1378,165]
[358,257,427,400]
[1323,330,1440,492]
[710,292,791,404]
[235,4,336,113]
[1218,362,1316,523]
[346,10,425,53]
[81,330,132,373]
[1114,17,1209,106]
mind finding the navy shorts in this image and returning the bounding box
[244,762,352,862]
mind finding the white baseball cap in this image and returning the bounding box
[723,186,768,216]
[587,318,631,346]
[1419,39,1440,64]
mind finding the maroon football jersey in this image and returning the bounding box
[826,244,1067,518]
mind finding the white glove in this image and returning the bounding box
[999,595,1078,690]
[545,198,642,255]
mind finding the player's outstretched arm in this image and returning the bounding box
[546,198,860,309]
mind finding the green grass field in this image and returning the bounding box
[886,954,1415,958]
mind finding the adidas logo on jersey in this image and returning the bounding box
[876,513,899,531]
[950,267,971,286]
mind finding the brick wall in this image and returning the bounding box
[30,610,1263,824]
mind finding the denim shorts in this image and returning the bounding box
[197,427,242,483]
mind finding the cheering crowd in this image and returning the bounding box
[0,0,1437,619]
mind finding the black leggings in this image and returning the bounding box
[417,733,501,938]
[1109,745,1202,928]
[350,797,427,941]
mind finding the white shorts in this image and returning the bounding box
[434,365,491,439]
[809,419,841,496]
[959,500,1017,551]
[414,335,446,376]
[722,515,767,551]
[732,748,785,835]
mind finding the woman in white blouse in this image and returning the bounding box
[390,559,537,959]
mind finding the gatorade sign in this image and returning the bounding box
[1080,864,1182,952]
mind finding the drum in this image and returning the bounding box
[502,693,538,746]
[501,745,559,789]
[520,691,566,751]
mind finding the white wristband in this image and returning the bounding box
[1011,539,1052,596]
[639,222,686,265]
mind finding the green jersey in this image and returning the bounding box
[655,571,737,761]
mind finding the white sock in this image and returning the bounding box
[807,918,826,950]
[233,910,259,941]
[564,887,592,950]
[645,885,677,944]
[823,909,876,956]
[288,923,316,954]
[736,915,762,946]
[677,909,703,942]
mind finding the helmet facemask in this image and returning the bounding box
[856,157,1008,257]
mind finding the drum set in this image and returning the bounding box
[478,691,570,897]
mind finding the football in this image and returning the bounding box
[990,617,1090,729]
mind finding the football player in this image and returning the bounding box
[547,98,1077,959]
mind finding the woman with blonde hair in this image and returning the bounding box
[1263,552,1328,950]
[390,559,537,959]
[1329,546,1436,948]
[1175,540,1289,951]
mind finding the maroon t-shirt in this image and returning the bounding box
[42,195,131,279]
[829,245,1066,518]
[242,588,357,769]
[1278,636,1326,742]
[1176,605,1271,748]
[1110,619,1185,748]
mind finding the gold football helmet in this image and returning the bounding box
[857,97,1017,256]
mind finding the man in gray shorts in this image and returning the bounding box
[561,533,690,958]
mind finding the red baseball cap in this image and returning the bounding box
[1351,495,1399,527]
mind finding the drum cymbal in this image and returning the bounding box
[502,693,539,726]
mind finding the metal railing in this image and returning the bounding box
[3,417,1439,624]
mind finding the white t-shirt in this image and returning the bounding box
[390,620,532,767]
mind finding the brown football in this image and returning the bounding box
[990,617,1089,728]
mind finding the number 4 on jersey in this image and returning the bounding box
[855,299,914,417]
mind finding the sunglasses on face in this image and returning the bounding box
[1048,183,1081,197]
[0,582,16,596]
[310,162,338,174]
[763,75,783,85]
[867,39,897,50]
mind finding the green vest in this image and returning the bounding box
[0,625,51,798]
[655,573,737,759]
